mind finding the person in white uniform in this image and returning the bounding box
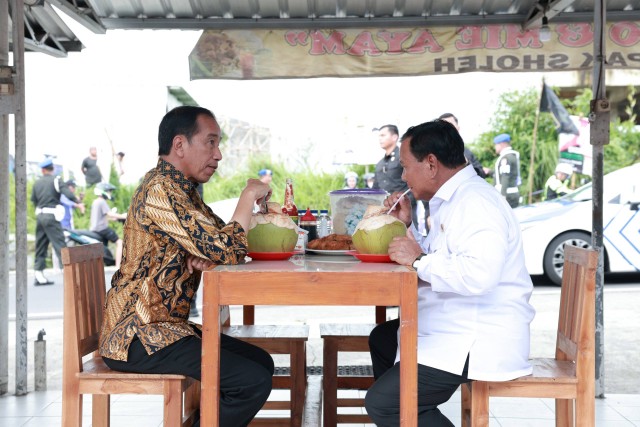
[365,119,536,427]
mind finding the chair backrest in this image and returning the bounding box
[555,244,598,365]
[62,244,107,366]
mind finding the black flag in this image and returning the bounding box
[540,83,579,135]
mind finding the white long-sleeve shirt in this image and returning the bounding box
[399,164,535,381]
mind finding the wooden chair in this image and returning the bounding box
[319,306,386,426]
[461,244,598,427]
[61,243,200,427]
[224,304,309,427]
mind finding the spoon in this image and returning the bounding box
[386,188,412,214]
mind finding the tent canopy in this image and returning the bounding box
[11,0,640,57]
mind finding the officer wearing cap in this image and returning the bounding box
[31,158,81,285]
[258,168,273,184]
[493,133,522,208]
[373,124,418,223]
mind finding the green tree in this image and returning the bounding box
[472,87,559,200]
[471,85,640,202]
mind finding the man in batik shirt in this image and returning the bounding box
[99,106,274,427]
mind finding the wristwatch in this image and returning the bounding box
[412,252,427,269]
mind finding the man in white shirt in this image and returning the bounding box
[365,120,535,427]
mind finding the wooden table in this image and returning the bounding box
[200,254,418,426]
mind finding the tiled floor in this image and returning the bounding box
[1,386,638,426]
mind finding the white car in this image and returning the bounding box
[515,163,640,285]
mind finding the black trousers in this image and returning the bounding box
[365,319,470,427]
[34,213,66,270]
[103,328,274,427]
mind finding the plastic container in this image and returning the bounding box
[329,189,387,235]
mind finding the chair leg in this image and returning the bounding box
[322,338,338,427]
[556,398,575,427]
[183,379,201,427]
[461,382,471,427]
[290,341,307,427]
[92,394,111,427]
[463,381,489,427]
[164,380,184,427]
[62,386,83,427]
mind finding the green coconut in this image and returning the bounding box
[247,212,298,253]
[352,213,407,254]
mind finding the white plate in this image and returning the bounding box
[306,249,352,256]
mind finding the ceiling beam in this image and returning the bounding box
[99,11,640,30]
[48,0,106,34]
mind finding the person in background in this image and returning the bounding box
[544,163,573,200]
[344,171,359,189]
[31,158,82,285]
[99,106,274,427]
[81,146,103,186]
[363,172,375,188]
[59,179,85,230]
[365,120,535,426]
[258,168,273,184]
[372,124,418,223]
[115,151,125,177]
[493,133,521,208]
[90,182,126,269]
[438,113,491,178]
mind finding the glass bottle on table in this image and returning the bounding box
[282,178,298,224]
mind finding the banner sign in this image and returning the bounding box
[559,116,592,176]
[189,22,640,80]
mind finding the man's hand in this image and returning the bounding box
[383,190,413,226]
[76,203,86,215]
[388,229,423,266]
[186,255,215,274]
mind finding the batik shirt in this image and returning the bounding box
[99,158,248,361]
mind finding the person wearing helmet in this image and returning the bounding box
[363,172,375,188]
[544,163,574,200]
[343,171,359,189]
[89,182,126,268]
[99,106,273,426]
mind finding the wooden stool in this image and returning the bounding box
[227,305,309,427]
[319,306,386,426]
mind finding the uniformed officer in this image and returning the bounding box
[372,124,418,223]
[544,163,573,200]
[31,158,80,285]
[493,133,521,208]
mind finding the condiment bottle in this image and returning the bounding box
[317,209,330,238]
[299,208,318,243]
[282,178,298,224]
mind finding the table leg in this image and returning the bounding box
[201,274,221,426]
[399,272,418,426]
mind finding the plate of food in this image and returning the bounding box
[347,251,394,263]
[247,252,295,261]
[307,234,355,255]
[306,249,352,256]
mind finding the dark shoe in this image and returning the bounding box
[34,279,54,286]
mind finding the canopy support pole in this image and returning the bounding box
[591,0,608,399]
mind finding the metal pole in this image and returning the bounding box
[0,0,9,396]
[11,0,29,396]
[590,0,608,398]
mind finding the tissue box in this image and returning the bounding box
[329,189,387,235]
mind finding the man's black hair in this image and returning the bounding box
[401,120,466,168]
[158,106,216,156]
[438,113,458,125]
[378,124,399,136]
